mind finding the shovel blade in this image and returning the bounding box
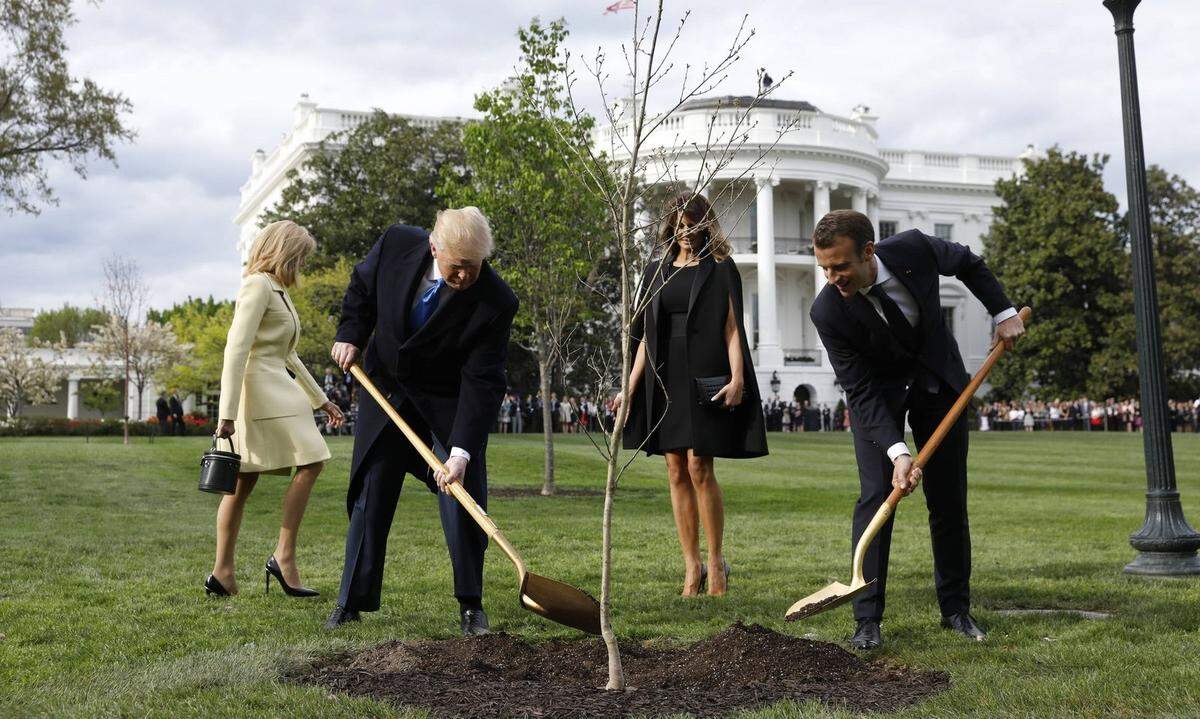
[520,572,602,635]
[785,579,876,622]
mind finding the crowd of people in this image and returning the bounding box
[327,378,1200,438]
[979,397,1200,432]
[495,393,610,434]
[761,399,849,432]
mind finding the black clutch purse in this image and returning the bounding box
[694,375,730,408]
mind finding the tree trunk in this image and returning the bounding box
[536,332,556,496]
[600,412,626,689]
[122,352,130,445]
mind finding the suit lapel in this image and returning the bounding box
[403,262,491,348]
[399,248,434,341]
[686,258,714,318]
[846,291,889,337]
[646,256,669,332]
[263,273,300,353]
[875,244,934,337]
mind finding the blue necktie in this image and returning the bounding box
[409,278,445,333]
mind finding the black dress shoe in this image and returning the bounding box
[265,556,319,598]
[850,619,882,650]
[323,605,361,630]
[204,574,231,597]
[460,608,490,636]
[941,612,986,641]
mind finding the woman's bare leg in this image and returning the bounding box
[274,461,324,587]
[665,451,703,595]
[687,451,727,595]
[212,473,260,594]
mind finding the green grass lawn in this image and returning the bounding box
[1,431,1199,718]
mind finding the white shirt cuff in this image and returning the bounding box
[450,446,471,462]
[886,442,911,462]
[993,307,1018,323]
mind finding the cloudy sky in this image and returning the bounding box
[4,0,1198,314]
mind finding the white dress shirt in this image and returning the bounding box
[412,257,470,463]
[861,256,1017,463]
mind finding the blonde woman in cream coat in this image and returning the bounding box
[205,220,345,598]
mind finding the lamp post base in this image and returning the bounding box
[1124,551,1200,576]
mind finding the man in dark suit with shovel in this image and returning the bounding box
[810,210,1024,650]
[326,207,518,635]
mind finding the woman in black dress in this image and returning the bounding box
[617,192,768,596]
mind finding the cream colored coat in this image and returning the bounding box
[219,272,330,474]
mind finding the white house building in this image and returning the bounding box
[236,94,1032,407]
[233,95,468,262]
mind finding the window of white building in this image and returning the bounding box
[879,220,897,239]
[749,202,758,251]
[942,306,956,337]
[934,223,954,241]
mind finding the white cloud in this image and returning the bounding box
[3,0,1196,313]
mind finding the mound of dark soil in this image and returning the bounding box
[296,622,947,718]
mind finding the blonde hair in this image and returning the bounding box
[431,207,494,260]
[244,220,316,287]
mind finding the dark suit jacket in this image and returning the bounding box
[810,229,1012,453]
[155,397,170,421]
[336,224,518,496]
[623,254,767,458]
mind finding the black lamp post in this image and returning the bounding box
[1103,0,1200,575]
[770,371,781,397]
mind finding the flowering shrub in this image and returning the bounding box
[0,417,216,437]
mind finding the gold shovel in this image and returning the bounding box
[349,364,602,635]
[785,306,1032,622]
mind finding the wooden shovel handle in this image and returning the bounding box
[348,364,499,537]
[890,306,1031,505]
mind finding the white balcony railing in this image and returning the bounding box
[594,108,879,160]
[729,236,813,255]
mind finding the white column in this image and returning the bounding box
[867,191,880,235]
[755,174,783,368]
[851,187,867,214]
[813,181,833,369]
[67,378,80,420]
[813,180,831,300]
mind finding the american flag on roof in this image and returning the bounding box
[604,1,636,14]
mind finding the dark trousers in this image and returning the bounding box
[336,421,489,612]
[851,382,971,621]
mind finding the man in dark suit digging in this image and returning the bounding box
[326,207,517,636]
[810,210,1024,650]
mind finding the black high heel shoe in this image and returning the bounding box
[687,565,709,595]
[706,560,732,594]
[204,574,231,597]
[265,556,319,598]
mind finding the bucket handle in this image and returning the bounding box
[209,433,234,453]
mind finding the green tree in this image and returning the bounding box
[155,302,232,407]
[444,18,608,495]
[1092,165,1200,399]
[146,296,226,325]
[30,304,107,346]
[982,148,1125,400]
[289,259,353,375]
[261,112,469,269]
[0,0,135,214]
